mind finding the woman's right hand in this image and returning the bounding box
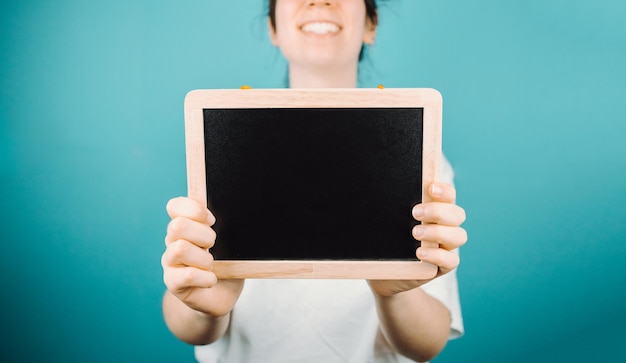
[162,197,244,318]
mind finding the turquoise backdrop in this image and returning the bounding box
[2,0,625,361]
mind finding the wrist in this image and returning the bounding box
[367,280,423,298]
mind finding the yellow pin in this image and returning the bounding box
[240,85,252,90]
[377,84,385,89]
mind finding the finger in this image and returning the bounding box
[163,266,218,292]
[427,183,456,203]
[416,247,460,275]
[412,202,466,226]
[161,239,214,270]
[166,197,216,225]
[165,216,217,249]
[412,224,467,250]
[181,280,245,317]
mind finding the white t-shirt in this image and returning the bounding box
[195,157,463,363]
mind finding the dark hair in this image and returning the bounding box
[267,0,379,61]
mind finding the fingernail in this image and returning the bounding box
[432,184,443,196]
[417,247,428,258]
[207,210,216,225]
[413,205,424,219]
[413,225,424,238]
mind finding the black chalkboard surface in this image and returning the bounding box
[184,89,442,279]
[205,108,423,260]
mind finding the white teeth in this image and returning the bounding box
[301,22,339,35]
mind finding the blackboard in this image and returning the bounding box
[184,89,442,279]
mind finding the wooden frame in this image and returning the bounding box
[184,88,442,279]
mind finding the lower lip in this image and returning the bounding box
[300,29,340,38]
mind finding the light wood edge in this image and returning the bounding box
[185,88,442,109]
[184,88,442,279]
[420,89,442,253]
[184,107,207,206]
[213,261,438,279]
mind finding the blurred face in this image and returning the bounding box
[269,0,377,70]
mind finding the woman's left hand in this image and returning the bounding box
[368,182,467,297]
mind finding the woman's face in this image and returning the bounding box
[269,0,376,70]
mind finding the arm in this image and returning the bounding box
[162,290,232,345]
[161,197,244,345]
[368,183,467,362]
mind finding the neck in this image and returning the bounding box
[288,63,358,88]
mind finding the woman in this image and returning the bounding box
[161,1,467,362]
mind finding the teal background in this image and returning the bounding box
[1,0,625,361]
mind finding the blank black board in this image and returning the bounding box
[203,107,423,261]
[184,88,442,279]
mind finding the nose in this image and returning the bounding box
[307,1,333,7]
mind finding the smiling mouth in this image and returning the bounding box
[301,22,340,35]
